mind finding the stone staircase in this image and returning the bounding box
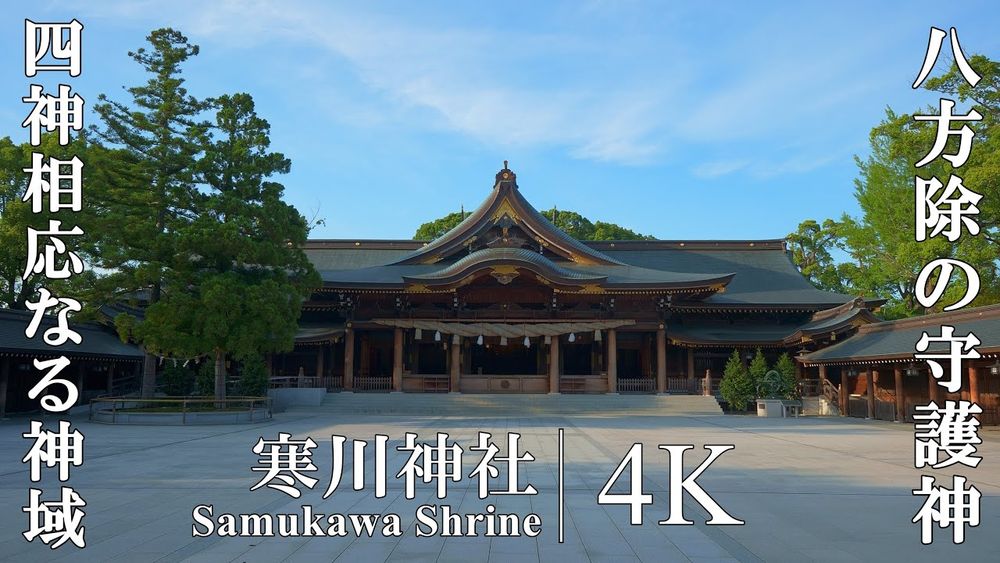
[288,393,724,416]
[800,396,840,416]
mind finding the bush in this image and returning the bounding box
[720,349,754,411]
[161,363,195,396]
[236,355,269,397]
[748,349,769,398]
[195,360,215,396]
[773,353,799,399]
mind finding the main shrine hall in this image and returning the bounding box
[275,165,880,396]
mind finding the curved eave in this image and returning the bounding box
[800,346,1000,367]
[391,172,622,266]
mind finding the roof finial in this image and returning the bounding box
[503,159,508,169]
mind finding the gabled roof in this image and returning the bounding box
[800,304,1000,365]
[0,308,143,360]
[392,165,622,266]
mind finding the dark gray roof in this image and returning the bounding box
[668,323,797,347]
[0,308,143,360]
[595,245,857,306]
[304,240,857,306]
[801,304,1000,364]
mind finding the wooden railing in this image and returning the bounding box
[874,399,896,422]
[324,375,344,391]
[666,376,700,394]
[354,376,392,392]
[822,379,839,405]
[617,378,656,394]
[268,375,323,389]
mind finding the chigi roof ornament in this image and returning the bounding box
[495,160,516,186]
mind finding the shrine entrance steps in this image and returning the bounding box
[290,392,724,416]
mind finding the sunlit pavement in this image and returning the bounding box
[1,409,998,562]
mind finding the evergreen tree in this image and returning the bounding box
[773,353,799,400]
[130,93,319,401]
[748,349,769,398]
[91,28,211,397]
[719,349,754,411]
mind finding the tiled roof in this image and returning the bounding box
[0,308,143,360]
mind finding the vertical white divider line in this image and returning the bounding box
[558,426,565,543]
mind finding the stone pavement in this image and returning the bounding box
[1,408,999,562]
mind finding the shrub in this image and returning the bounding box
[236,355,269,397]
[773,353,799,399]
[720,349,754,411]
[195,360,215,396]
[161,363,195,396]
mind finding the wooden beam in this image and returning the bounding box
[549,335,560,394]
[839,370,847,417]
[607,329,618,394]
[656,327,666,394]
[928,369,941,404]
[392,328,403,392]
[969,363,980,404]
[449,336,461,393]
[343,329,355,391]
[316,343,325,381]
[0,356,9,419]
[894,366,904,422]
[866,368,875,419]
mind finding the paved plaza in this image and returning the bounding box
[1,406,999,562]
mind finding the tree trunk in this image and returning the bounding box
[140,350,157,399]
[214,349,227,407]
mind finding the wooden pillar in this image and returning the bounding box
[894,366,904,422]
[77,362,86,401]
[687,348,695,381]
[315,344,325,383]
[0,356,9,419]
[548,335,560,394]
[392,328,404,392]
[969,364,981,404]
[607,329,618,394]
[703,369,712,397]
[656,327,667,394]
[839,367,848,416]
[866,368,875,419]
[928,369,941,403]
[359,334,370,377]
[449,335,461,393]
[343,329,355,391]
[818,364,827,384]
[106,362,116,394]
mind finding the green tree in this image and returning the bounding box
[786,219,852,293]
[773,353,799,400]
[748,348,769,397]
[794,55,1000,318]
[91,28,211,397]
[237,355,269,397]
[413,207,653,241]
[125,93,319,402]
[719,349,754,411]
[414,210,469,240]
[0,134,98,310]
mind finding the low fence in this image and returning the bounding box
[89,396,272,425]
[617,378,656,394]
[354,376,392,392]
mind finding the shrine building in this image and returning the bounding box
[276,165,885,397]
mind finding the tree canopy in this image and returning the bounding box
[413,207,655,241]
[789,54,1000,318]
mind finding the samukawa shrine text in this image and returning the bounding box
[191,431,742,539]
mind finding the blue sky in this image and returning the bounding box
[2,1,998,240]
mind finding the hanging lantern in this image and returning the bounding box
[415,328,423,340]
[524,336,531,348]
[544,335,551,345]
[991,359,1000,376]
[905,362,920,377]
[434,330,441,342]
[568,332,576,343]
[594,330,602,342]
[847,367,859,377]
[477,334,484,345]
[500,336,508,346]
